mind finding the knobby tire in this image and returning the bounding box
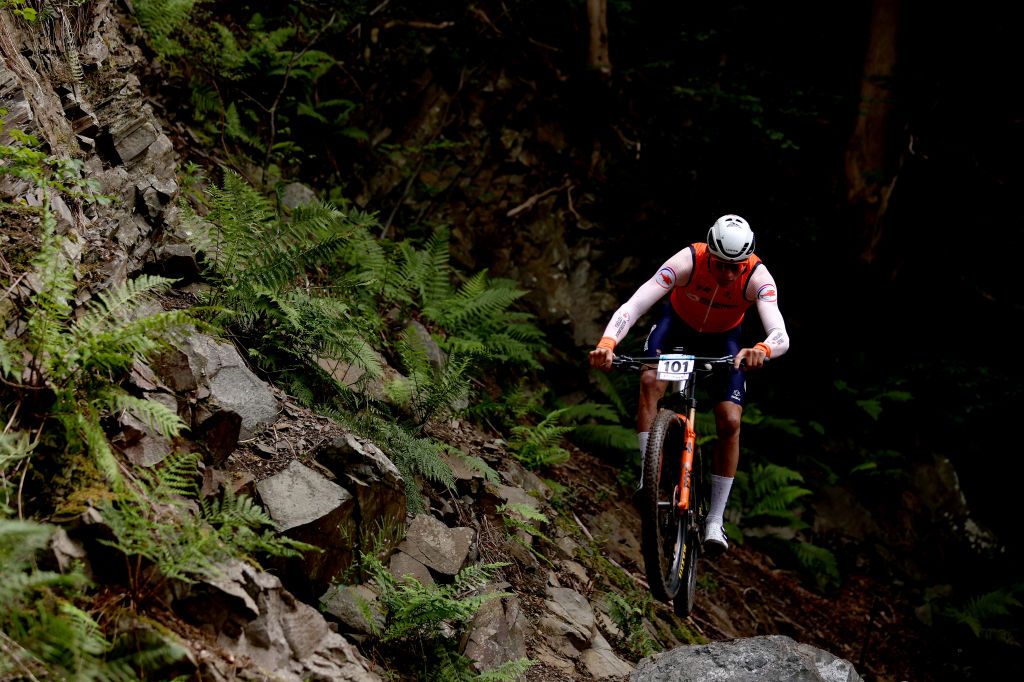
[640,409,685,602]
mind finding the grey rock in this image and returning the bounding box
[397,513,475,577]
[630,635,863,682]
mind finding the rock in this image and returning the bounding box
[630,635,863,682]
[396,513,475,577]
[256,461,358,598]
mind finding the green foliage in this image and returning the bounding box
[791,541,840,591]
[509,407,573,470]
[132,2,355,170]
[342,411,455,514]
[941,585,1024,645]
[738,403,804,438]
[731,463,840,590]
[364,553,509,643]
[419,643,535,682]
[0,516,186,679]
[604,591,657,658]
[563,401,638,455]
[131,0,199,58]
[387,325,472,427]
[0,116,107,205]
[2,0,36,22]
[5,221,193,486]
[341,226,548,372]
[98,452,312,600]
[498,502,553,566]
[184,167,383,386]
[732,462,811,529]
[833,379,912,422]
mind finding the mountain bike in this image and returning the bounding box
[611,351,736,616]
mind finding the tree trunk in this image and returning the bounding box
[844,0,900,264]
[586,0,611,75]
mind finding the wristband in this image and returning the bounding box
[754,342,771,359]
[597,336,617,351]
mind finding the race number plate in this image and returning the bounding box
[657,354,694,381]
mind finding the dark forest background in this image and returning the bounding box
[157,0,1021,546]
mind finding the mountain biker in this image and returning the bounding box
[589,214,790,556]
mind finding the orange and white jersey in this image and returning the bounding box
[597,243,790,358]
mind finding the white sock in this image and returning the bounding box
[638,432,649,457]
[707,474,734,524]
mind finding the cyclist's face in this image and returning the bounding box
[710,256,746,283]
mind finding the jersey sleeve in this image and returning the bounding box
[745,265,790,359]
[597,248,694,350]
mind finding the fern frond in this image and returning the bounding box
[570,423,638,453]
[747,485,812,516]
[791,541,839,589]
[133,0,198,57]
[102,390,185,441]
[77,412,120,485]
[74,274,176,334]
[147,452,201,499]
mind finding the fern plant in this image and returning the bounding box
[98,452,312,603]
[131,0,200,59]
[604,591,657,658]
[0,515,186,679]
[941,585,1024,645]
[509,407,574,470]
[337,410,455,515]
[386,325,472,427]
[497,502,552,566]
[362,552,535,680]
[340,226,548,371]
[183,167,384,389]
[3,216,192,491]
[731,462,812,530]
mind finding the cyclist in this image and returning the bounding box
[589,214,790,556]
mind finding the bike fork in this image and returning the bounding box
[676,406,697,511]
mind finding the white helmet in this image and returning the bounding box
[706,214,755,262]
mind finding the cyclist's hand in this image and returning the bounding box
[589,347,614,372]
[735,346,767,370]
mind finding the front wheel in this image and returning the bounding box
[673,441,706,616]
[639,409,686,602]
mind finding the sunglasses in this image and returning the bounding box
[710,257,747,273]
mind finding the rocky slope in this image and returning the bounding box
[1,3,1009,681]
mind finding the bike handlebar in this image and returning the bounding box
[610,353,737,371]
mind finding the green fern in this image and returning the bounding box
[498,502,553,566]
[372,420,455,513]
[944,586,1024,643]
[509,408,574,470]
[183,167,383,387]
[387,326,471,426]
[604,591,657,658]
[99,452,312,598]
[9,209,196,486]
[354,226,548,370]
[790,541,840,591]
[364,553,509,643]
[734,462,811,522]
[0,516,186,679]
[132,0,199,58]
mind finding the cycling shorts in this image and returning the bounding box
[643,301,746,406]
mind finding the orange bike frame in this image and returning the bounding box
[676,405,697,511]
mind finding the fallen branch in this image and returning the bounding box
[507,180,571,218]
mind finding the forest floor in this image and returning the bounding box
[546,447,952,682]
